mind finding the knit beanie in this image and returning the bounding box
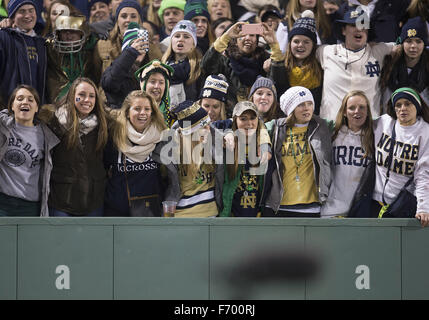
[199,74,229,102]
[7,0,36,18]
[158,0,186,24]
[391,87,423,116]
[122,22,148,51]
[288,10,317,44]
[88,0,110,10]
[399,16,428,46]
[280,86,314,117]
[135,59,175,127]
[171,20,197,46]
[171,100,210,135]
[184,0,210,21]
[116,0,144,22]
[248,76,277,102]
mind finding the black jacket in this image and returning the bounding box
[101,47,142,109]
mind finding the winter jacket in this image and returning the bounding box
[103,138,181,216]
[45,114,107,216]
[264,116,332,213]
[0,28,47,107]
[0,110,59,216]
[101,47,142,109]
[96,31,162,76]
[201,45,269,105]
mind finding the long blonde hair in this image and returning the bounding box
[112,90,166,151]
[146,0,162,27]
[162,41,202,85]
[57,77,108,152]
[177,129,214,179]
[286,0,331,39]
[332,90,374,159]
[198,99,227,121]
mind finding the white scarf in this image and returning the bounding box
[55,106,98,137]
[120,121,162,163]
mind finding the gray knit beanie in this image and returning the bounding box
[248,76,278,101]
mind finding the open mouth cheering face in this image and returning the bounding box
[12,88,39,126]
[343,24,368,50]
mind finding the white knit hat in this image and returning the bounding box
[171,20,197,46]
[280,86,314,117]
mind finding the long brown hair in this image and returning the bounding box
[56,77,108,152]
[332,90,374,159]
[112,90,166,151]
[284,36,323,84]
[162,41,202,85]
[226,111,266,180]
[250,92,280,122]
[379,45,429,91]
[286,0,331,39]
[407,0,429,20]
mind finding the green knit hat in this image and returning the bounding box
[135,60,175,127]
[184,0,210,22]
[158,0,186,24]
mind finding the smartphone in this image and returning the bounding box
[137,28,150,52]
[241,23,264,35]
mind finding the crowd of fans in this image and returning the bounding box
[0,0,428,226]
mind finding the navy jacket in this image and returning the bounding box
[0,28,47,107]
[103,139,181,217]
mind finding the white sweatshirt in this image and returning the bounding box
[316,42,394,121]
[373,115,429,214]
[321,126,370,217]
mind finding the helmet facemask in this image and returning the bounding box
[53,15,87,53]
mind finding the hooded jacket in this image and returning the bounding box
[264,116,332,213]
[0,28,47,107]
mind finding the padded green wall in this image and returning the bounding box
[0,218,427,300]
